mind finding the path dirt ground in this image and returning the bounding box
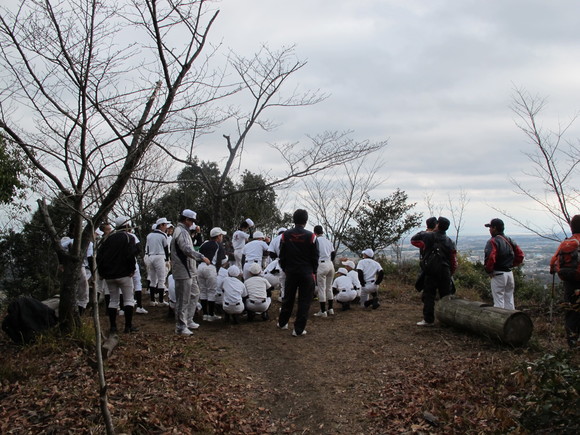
[0,281,567,434]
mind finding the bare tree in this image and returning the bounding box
[302,153,386,253]
[424,192,444,219]
[0,0,225,330]
[447,188,470,246]
[164,45,388,224]
[503,87,580,240]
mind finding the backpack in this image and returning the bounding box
[421,239,448,275]
[1,296,58,344]
[498,235,525,267]
[555,237,580,281]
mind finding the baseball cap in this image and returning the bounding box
[114,215,131,228]
[484,218,504,231]
[341,260,355,269]
[253,231,265,239]
[337,267,348,275]
[245,218,255,227]
[181,209,196,220]
[228,265,240,277]
[277,227,287,235]
[210,227,227,238]
[155,217,170,226]
[249,263,262,275]
[362,248,374,258]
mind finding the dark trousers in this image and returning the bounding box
[278,271,315,334]
[422,269,452,323]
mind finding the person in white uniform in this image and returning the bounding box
[145,217,170,309]
[313,225,336,318]
[341,260,361,299]
[356,248,384,309]
[263,258,282,289]
[221,265,247,324]
[267,227,287,301]
[198,227,227,322]
[244,263,273,321]
[242,231,269,280]
[232,218,254,269]
[332,268,357,310]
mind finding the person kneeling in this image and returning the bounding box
[244,263,273,321]
[221,266,247,324]
[333,268,357,311]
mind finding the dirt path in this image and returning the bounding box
[189,289,523,434]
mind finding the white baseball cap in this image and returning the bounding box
[362,248,374,258]
[155,217,170,226]
[210,227,227,238]
[151,223,157,230]
[337,267,348,275]
[341,260,355,269]
[253,231,264,239]
[249,263,262,275]
[277,227,287,234]
[228,265,241,277]
[245,218,255,227]
[181,209,196,220]
[114,215,131,228]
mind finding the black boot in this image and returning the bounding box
[149,287,157,304]
[135,291,143,309]
[107,308,118,334]
[157,288,165,305]
[208,301,216,317]
[200,299,208,316]
[371,292,380,309]
[123,306,139,333]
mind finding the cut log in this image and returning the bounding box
[435,295,533,346]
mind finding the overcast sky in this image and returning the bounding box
[188,0,580,236]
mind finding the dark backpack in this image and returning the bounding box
[555,238,580,281]
[1,296,58,344]
[421,239,448,275]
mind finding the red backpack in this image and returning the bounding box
[554,237,580,281]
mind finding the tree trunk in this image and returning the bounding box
[435,295,533,346]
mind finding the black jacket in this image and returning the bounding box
[97,231,138,279]
[279,226,319,274]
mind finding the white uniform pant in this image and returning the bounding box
[132,261,142,291]
[198,263,217,301]
[335,289,357,303]
[223,300,244,315]
[76,268,91,309]
[245,297,271,313]
[234,250,244,269]
[146,255,166,288]
[360,282,378,306]
[316,261,335,303]
[243,260,261,280]
[106,276,135,309]
[491,271,515,310]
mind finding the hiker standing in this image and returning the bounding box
[411,217,457,327]
[483,218,524,310]
[550,214,580,349]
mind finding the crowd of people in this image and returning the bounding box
[71,207,580,348]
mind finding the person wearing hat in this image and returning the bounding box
[242,230,269,280]
[232,219,254,269]
[549,214,580,348]
[268,227,287,301]
[341,259,362,300]
[198,227,227,322]
[332,268,357,311]
[96,216,140,334]
[221,265,248,324]
[411,217,457,326]
[484,218,524,310]
[356,248,384,309]
[170,209,211,336]
[145,218,171,309]
[313,225,336,318]
[277,209,319,337]
[244,262,274,321]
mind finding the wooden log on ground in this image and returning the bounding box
[435,295,533,346]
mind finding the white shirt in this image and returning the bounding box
[243,240,269,262]
[232,230,250,251]
[268,234,283,256]
[217,267,229,292]
[356,258,383,283]
[222,277,248,305]
[264,259,281,275]
[332,275,353,291]
[244,275,271,300]
[347,269,361,290]
[316,235,334,261]
[145,230,168,256]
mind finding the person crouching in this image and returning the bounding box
[333,268,357,311]
[244,263,273,321]
[221,266,247,324]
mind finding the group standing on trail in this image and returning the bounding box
[79,205,580,350]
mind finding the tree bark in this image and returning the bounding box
[435,295,533,346]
